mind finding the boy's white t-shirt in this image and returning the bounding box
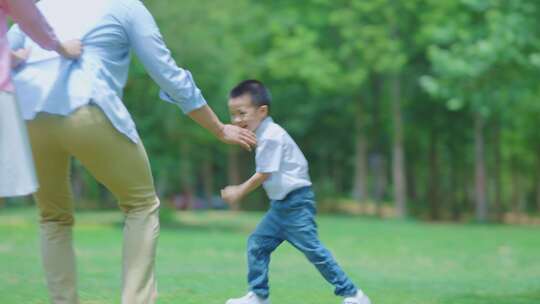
[255,116,312,200]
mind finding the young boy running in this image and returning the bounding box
[221,80,371,304]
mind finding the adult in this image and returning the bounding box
[0,0,81,198]
[8,0,256,303]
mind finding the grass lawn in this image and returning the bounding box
[0,207,539,304]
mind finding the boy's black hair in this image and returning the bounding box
[229,79,271,109]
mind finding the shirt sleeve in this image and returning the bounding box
[4,0,59,51]
[124,1,207,114]
[256,138,283,174]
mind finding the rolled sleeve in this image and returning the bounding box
[159,87,207,114]
[126,1,207,114]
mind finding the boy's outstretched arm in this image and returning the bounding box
[221,172,269,205]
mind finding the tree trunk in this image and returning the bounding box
[510,159,521,214]
[332,155,343,194]
[201,153,214,208]
[449,158,460,221]
[372,154,386,217]
[98,184,114,209]
[71,162,85,201]
[537,153,540,212]
[371,74,386,216]
[352,106,368,203]
[180,140,194,209]
[537,180,540,213]
[407,164,417,202]
[391,74,407,217]
[448,143,462,221]
[474,113,488,222]
[227,147,241,210]
[493,120,503,220]
[428,130,440,220]
[464,170,473,216]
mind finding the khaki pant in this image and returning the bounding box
[28,105,160,304]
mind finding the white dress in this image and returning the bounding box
[0,91,38,197]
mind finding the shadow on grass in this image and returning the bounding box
[159,219,251,234]
[112,219,251,234]
[444,289,540,304]
[111,209,253,234]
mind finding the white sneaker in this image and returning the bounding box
[226,291,270,304]
[343,291,371,304]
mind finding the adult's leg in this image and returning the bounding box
[282,197,357,297]
[28,114,79,304]
[62,106,159,304]
[247,208,284,299]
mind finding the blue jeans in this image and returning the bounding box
[247,187,357,299]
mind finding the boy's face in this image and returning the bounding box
[228,94,268,132]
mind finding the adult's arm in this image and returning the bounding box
[5,0,82,59]
[125,1,206,114]
[4,0,59,51]
[125,1,256,150]
[188,105,257,150]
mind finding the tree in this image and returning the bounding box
[420,0,540,221]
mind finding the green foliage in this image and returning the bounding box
[420,0,540,114]
[62,0,540,219]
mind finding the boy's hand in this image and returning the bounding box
[219,124,257,152]
[11,48,31,68]
[221,185,244,205]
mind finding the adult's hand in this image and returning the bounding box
[219,124,257,152]
[10,48,31,68]
[56,39,83,59]
[188,105,257,151]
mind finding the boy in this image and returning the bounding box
[221,80,371,304]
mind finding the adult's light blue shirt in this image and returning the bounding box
[8,0,207,143]
[255,117,312,201]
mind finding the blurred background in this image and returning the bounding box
[3,0,540,223]
[2,1,540,303]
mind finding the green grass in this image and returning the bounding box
[0,208,539,304]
